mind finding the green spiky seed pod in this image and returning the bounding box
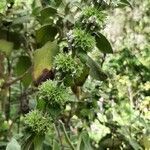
[83,6,106,26]
[54,53,83,77]
[38,80,69,107]
[24,110,51,135]
[73,28,96,52]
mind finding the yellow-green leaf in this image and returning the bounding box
[32,41,59,81]
[0,39,14,56]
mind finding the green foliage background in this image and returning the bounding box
[0,0,149,150]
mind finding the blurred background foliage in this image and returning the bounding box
[0,0,149,150]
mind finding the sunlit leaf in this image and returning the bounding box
[0,39,14,56]
[141,135,150,150]
[32,41,59,81]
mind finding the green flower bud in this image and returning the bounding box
[24,110,51,135]
[38,80,69,107]
[54,53,83,77]
[83,6,106,25]
[73,28,96,52]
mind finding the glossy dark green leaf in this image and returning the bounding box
[40,6,57,19]
[74,65,90,86]
[94,32,113,54]
[36,24,58,46]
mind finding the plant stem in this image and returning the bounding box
[59,120,75,150]
[1,67,31,89]
[54,123,64,150]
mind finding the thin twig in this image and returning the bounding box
[101,53,106,67]
[59,120,75,150]
[1,67,31,89]
[54,123,64,150]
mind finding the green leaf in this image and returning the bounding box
[32,0,42,8]
[77,51,88,63]
[14,56,32,87]
[87,56,107,81]
[94,32,113,54]
[33,41,59,81]
[0,39,14,56]
[32,6,41,16]
[74,65,90,86]
[40,6,57,18]
[99,135,122,149]
[0,29,25,49]
[119,0,132,8]
[15,56,31,75]
[77,131,93,150]
[77,51,107,81]
[6,138,21,150]
[36,24,58,46]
